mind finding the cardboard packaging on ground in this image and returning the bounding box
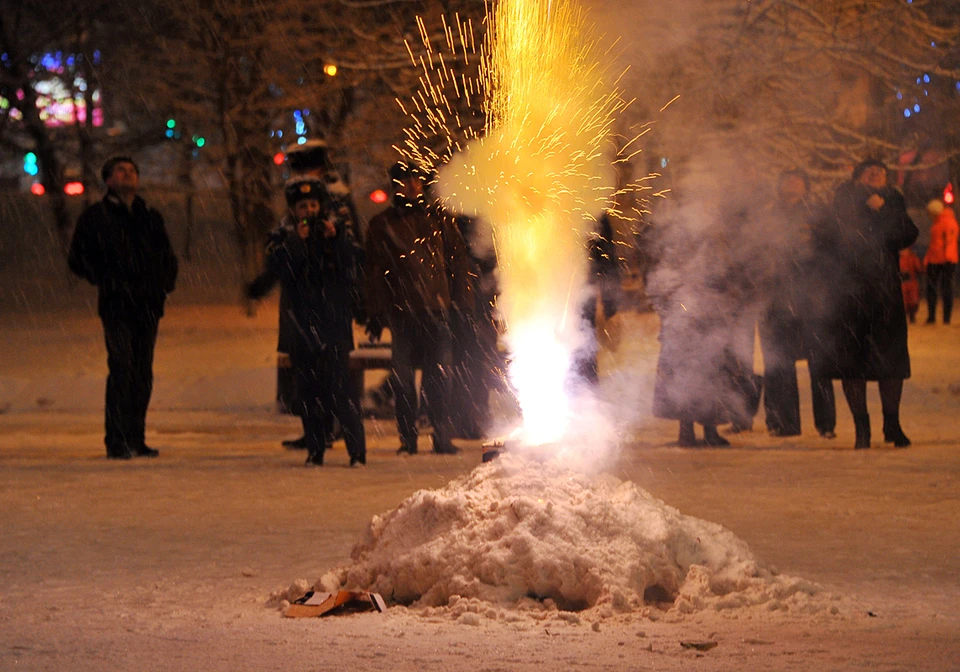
[284,590,387,618]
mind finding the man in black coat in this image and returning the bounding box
[760,170,837,439]
[364,162,475,456]
[268,177,366,467]
[68,157,178,459]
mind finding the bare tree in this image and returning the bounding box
[615,0,960,192]
[126,0,487,283]
[0,0,137,245]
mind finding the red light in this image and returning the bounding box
[273,152,285,166]
[64,181,84,196]
[30,183,45,196]
[944,183,955,205]
[369,189,388,204]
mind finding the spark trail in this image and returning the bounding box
[402,0,634,448]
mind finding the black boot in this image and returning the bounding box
[853,414,871,449]
[397,438,418,456]
[677,421,696,447]
[702,425,730,447]
[305,450,324,467]
[882,413,911,448]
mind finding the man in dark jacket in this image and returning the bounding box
[68,156,178,459]
[365,162,474,455]
[268,177,366,466]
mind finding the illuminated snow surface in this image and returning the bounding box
[308,455,822,618]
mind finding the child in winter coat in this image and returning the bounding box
[900,247,923,323]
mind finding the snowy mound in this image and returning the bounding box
[318,455,820,615]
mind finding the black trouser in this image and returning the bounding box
[809,366,837,435]
[926,262,956,324]
[391,315,454,450]
[292,344,365,462]
[102,311,159,453]
[760,316,801,436]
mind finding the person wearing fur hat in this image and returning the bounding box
[817,159,919,449]
[922,198,958,325]
[68,156,179,459]
[268,177,366,467]
[364,161,474,456]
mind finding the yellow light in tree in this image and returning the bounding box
[323,64,338,77]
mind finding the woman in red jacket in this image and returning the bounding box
[923,199,959,325]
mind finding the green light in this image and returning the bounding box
[25,152,37,164]
[166,119,176,129]
[196,137,205,148]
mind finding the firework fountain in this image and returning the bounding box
[401,0,636,451]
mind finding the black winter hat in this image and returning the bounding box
[286,140,332,172]
[284,177,326,207]
[101,156,139,182]
[851,158,887,182]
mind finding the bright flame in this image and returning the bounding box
[433,0,625,445]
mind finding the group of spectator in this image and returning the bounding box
[649,158,951,450]
[68,150,950,462]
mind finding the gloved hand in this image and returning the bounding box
[366,315,384,343]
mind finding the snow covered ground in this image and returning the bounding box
[1,301,958,671]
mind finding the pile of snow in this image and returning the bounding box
[314,455,823,617]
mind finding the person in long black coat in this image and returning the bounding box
[68,156,178,459]
[268,178,366,466]
[819,159,919,449]
[650,224,748,447]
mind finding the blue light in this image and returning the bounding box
[93,50,101,64]
[165,129,174,138]
[904,109,912,118]
[923,74,930,83]
[25,163,39,176]
[932,42,937,47]
[295,121,305,135]
[293,110,302,119]
[269,130,275,138]
[660,157,669,168]
[914,104,921,112]
[277,130,283,138]
[302,109,310,117]
[896,92,903,100]
[297,137,307,145]
[40,53,60,70]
